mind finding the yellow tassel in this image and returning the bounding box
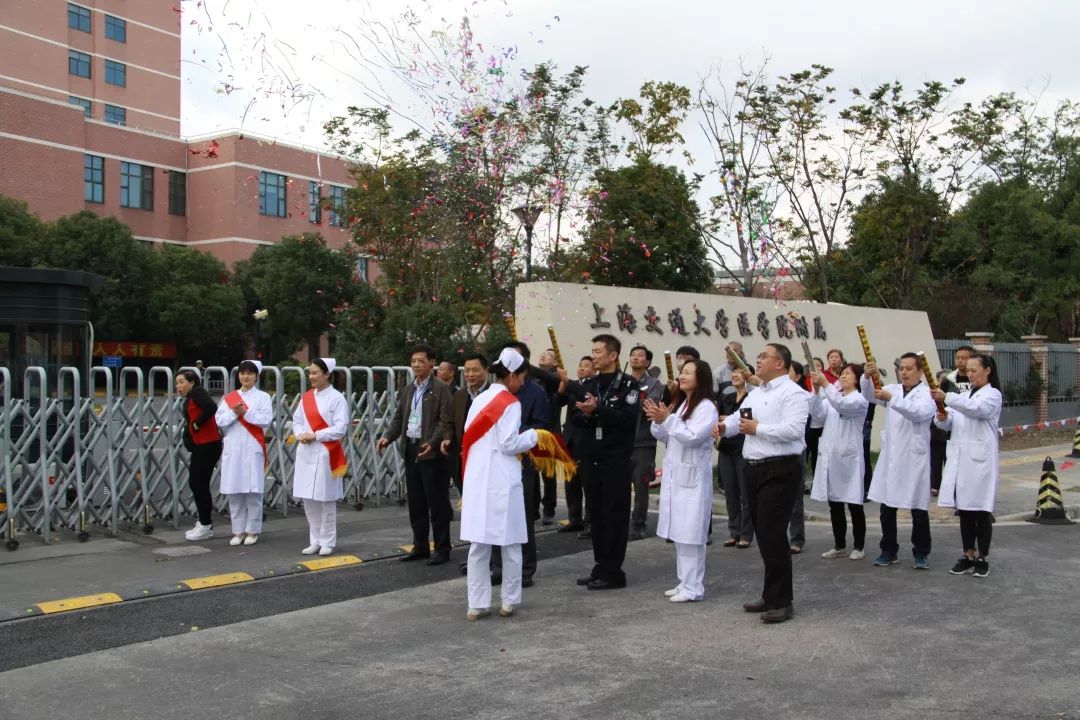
[529,429,577,482]
[331,465,348,478]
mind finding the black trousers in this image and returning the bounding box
[744,455,802,611]
[959,510,993,556]
[188,442,221,525]
[540,472,557,517]
[586,454,631,584]
[630,446,656,530]
[930,440,946,491]
[493,460,538,579]
[403,442,452,554]
[805,427,824,477]
[828,501,866,550]
[879,504,931,558]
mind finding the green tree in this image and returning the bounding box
[573,157,713,292]
[44,211,155,339]
[243,234,358,360]
[146,245,246,363]
[0,196,46,267]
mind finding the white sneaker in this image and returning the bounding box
[849,549,866,560]
[466,607,490,621]
[664,587,680,597]
[318,546,334,556]
[301,545,320,555]
[229,534,244,546]
[669,592,697,603]
[821,548,847,559]
[185,523,214,541]
[499,603,516,617]
[243,534,258,546]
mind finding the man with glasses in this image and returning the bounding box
[714,344,809,624]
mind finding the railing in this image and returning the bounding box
[0,365,414,549]
[936,340,1078,407]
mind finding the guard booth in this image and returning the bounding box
[0,267,102,531]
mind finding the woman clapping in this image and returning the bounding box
[644,360,719,603]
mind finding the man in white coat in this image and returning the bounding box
[862,352,937,569]
[460,348,539,620]
[292,358,350,557]
[216,360,274,546]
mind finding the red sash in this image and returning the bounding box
[301,389,348,477]
[460,389,518,480]
[224,390,267,469]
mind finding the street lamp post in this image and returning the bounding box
[512,204,542,282]
[253,308,269,363]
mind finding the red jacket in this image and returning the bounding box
[184,387,220,449]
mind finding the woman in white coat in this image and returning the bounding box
[930,353,1002,578]
[809,363,869,560]
[215,360,273,546]
[292,358,349,557]
[460,347,539,620]
[644,359,719,603]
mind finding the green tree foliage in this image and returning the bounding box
[572,157,713,292]
[0,196,46,267]
[241,234,358,360]
[146,245,245,363]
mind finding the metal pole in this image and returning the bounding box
[525,224,534,282]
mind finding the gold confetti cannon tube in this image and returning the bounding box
[727,343,751,375]
[800,341,817,376]
[664,351,675,382]
[917,351,947,414]
[546,325,564,369]
[505,315,518,341]
[856,324,882,390]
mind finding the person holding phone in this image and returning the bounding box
[714,344,809,624]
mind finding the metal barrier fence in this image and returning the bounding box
[936,340,1078,406]
[0,364,414,549]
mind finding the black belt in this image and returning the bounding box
[745,454,800,467]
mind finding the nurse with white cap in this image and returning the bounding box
[292,358,350,556]
[216,359,274,545]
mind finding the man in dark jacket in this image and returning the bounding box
[378,344,454,565]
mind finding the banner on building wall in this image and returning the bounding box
[92,342,177,359]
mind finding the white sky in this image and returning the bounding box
[179,0,1080,261]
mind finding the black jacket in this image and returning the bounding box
[568,371,639,460]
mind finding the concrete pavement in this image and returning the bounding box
[1,521,1078,720]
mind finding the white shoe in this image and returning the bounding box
[669,592,697,603]
[229,534,244,546]
[466,607,490,621]
[849,549,866,560]
[301,545,320,555]
[664,587,680,597]
[499,603,516,617]
[319,546,335,556]
[185,523,214,541]
[821,547,847,559]
[243,534,258,546]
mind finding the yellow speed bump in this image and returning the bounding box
[180,572,254,590]
[299,555,362,571]
[36,592,123,614]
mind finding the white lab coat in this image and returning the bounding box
[810,385,868,505]
[933,386,1002,512]
[215,387,273,495]
[291,386,349,501]
[862,378,936,510]
[652,400,719,545]
[459,386,538,546]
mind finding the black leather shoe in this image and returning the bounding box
[742,599,767,613]
[586,578,626,590]
[426,552,450,566]
[761,605,794,624]
[558,523,584,533]
[629,528,647,541]
[541,514,555,526]
[577,529,592,539]
[521,577,534,588]
[400,551,430,562]
[575,576,596,586]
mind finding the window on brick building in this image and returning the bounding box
[169,171,186,216]
[84,155,104,204]
[68,4,91,32]
[103,104,126,126]
[355,256,369,283]
[69,96,92,117]
[328,185,347,227]
[120,161,154,210]
[307,180,322,224]
[105,15,126,43]
[68,50,91,78]
[105,60,126,87]
[259,172,287,217]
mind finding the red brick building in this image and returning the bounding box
[0,1,365,275]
